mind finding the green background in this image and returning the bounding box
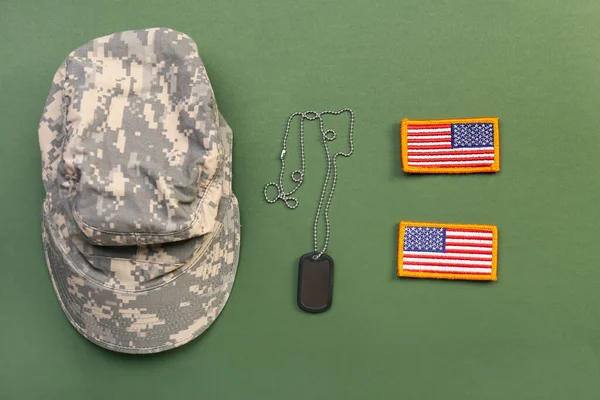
[2,0,600,398]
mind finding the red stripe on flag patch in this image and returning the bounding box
[408,130,450,138]
[402,268,493,275]
[407,157,495,162]
[447,228,494,233]
[407,149,495,156]
[407,145,453,150]
[402,261,493,268]
[407,124,452,129]
[445,235,493,241]
[404,256,492,262]
[407,138,452,143]
[445,248,492,255]
[406,163,494,168]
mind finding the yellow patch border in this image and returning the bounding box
[397,221,498,281]
[400,117,500,174]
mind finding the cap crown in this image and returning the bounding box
[39,28,229,290]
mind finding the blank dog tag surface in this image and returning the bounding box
[297,252,334,313]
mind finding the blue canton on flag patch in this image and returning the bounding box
[451,123,494,148]
[403,227,446,252]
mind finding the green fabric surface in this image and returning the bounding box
[2,0,600,398]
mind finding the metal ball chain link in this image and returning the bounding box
[264,108,355,259]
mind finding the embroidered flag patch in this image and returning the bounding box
[400,117,500,174]
[397,221,498,281]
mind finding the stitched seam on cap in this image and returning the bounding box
[72,174,217,238]
[44,201,228,293]
[84,254,185,266]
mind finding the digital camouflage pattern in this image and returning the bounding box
[38,27,240,354]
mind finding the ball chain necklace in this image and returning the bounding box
[264,109,355,313]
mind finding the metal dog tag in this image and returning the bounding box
[297,252,334,313]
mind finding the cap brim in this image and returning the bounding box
[42,193,239,354]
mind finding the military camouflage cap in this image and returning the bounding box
[37,27,240,354]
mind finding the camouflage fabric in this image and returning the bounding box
[37,27,240,354]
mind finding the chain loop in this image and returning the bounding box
[263,109,355,259]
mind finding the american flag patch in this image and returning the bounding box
[397,221,498,281]
[401,117,500,174]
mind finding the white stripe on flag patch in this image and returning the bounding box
[445,238,494,245]
[406,135,450,140]
[446,231,493,238]
[402,251,493,259]
[407,142,452,147]
[408,154,495,160]
[407,128,452,133]
[408,160,494,166]
[445,245,493,252]
[402,265,493,274]
[403,258,493,266]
